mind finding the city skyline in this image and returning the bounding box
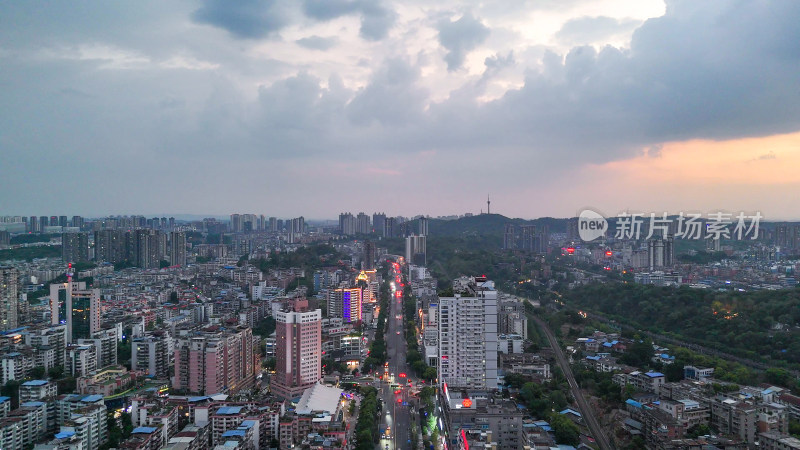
[3,1,800,218]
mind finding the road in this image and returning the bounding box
[530,314,615,450]
[379,263,416,450]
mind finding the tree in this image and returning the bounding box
[550,413,580,446]
[548,390,568,412]
[504,373,527,389]
[621,338,653,368]
[30,366,46,379]
[253,317,277,337]
[423,366,437,381]
[1,381,20,409]
[687,423,711,438]
[117,341,132,370]
[48,366,64,379]
[169,291,178,302]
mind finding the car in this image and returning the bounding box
[396,331,400,335]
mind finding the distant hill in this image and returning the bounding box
[407,214,568,238]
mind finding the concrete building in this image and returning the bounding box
[132,335,170,379]
[170,232,187,267]
[405,235,426,266]
[0,401,48,450]
[438,277,498,390]
[0,267,18,331]
[67,345,98,378]
[272,299,322,401]
[20,380,58,403]
[67,289,101,343]
[327,287,362,325]
[439,387,524,450]
[77,328,118,369]
[172,326,257,395]
[62,232,89,264]
[24,324,68,367]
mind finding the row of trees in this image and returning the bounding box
[353,386,381,450]
[403,284,437,381]
[362,265,392,374]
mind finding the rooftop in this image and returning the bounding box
[296,383,344,416]
[215,406,243,415]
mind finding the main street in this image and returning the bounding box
[379,262,417,450]
[530,313,615,450]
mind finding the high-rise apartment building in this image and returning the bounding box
[23,325,68,367]
[373,213,386,235]
[384,217,396,238]
[269,217,277,232]
[292,216,305,234]
[62,232,89,263]
[327,288,362,324]
[94,230,126,264]
[49,278,100,343]
[71,216,84,228]
[77,328,118,370]
[173,327,257,395]
[438,277,498,390]
[647,236,674,269]
[272,299,322,400]
[68,288,101,343]
[170,232,186,266]
[356,213,371,234]
[418,217,429,236]
[0,267,19,331]
[28,216,39,233]
[132,335,170,379]
[339,213,356,235]
[405,235,427,266]
[131,229,165,269]
[363,241,376,271]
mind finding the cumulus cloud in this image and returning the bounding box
[192,0,287,39]
[437,13,491,71]
[555,16,641,46]
[296,35,339,51]
[2,0,800,216]
[301,0,396,40]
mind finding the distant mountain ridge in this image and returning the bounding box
[410,214,568,237]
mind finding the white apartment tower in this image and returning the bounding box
[437,277,498,390]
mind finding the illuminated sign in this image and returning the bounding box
[343,291,351,322]
[462,399,472,408]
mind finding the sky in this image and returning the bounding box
[2,0,800,220]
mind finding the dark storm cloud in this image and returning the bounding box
[437,14,491,71]
[296,35,339,51]
[301,0,396,40]
[192,0,288,39]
